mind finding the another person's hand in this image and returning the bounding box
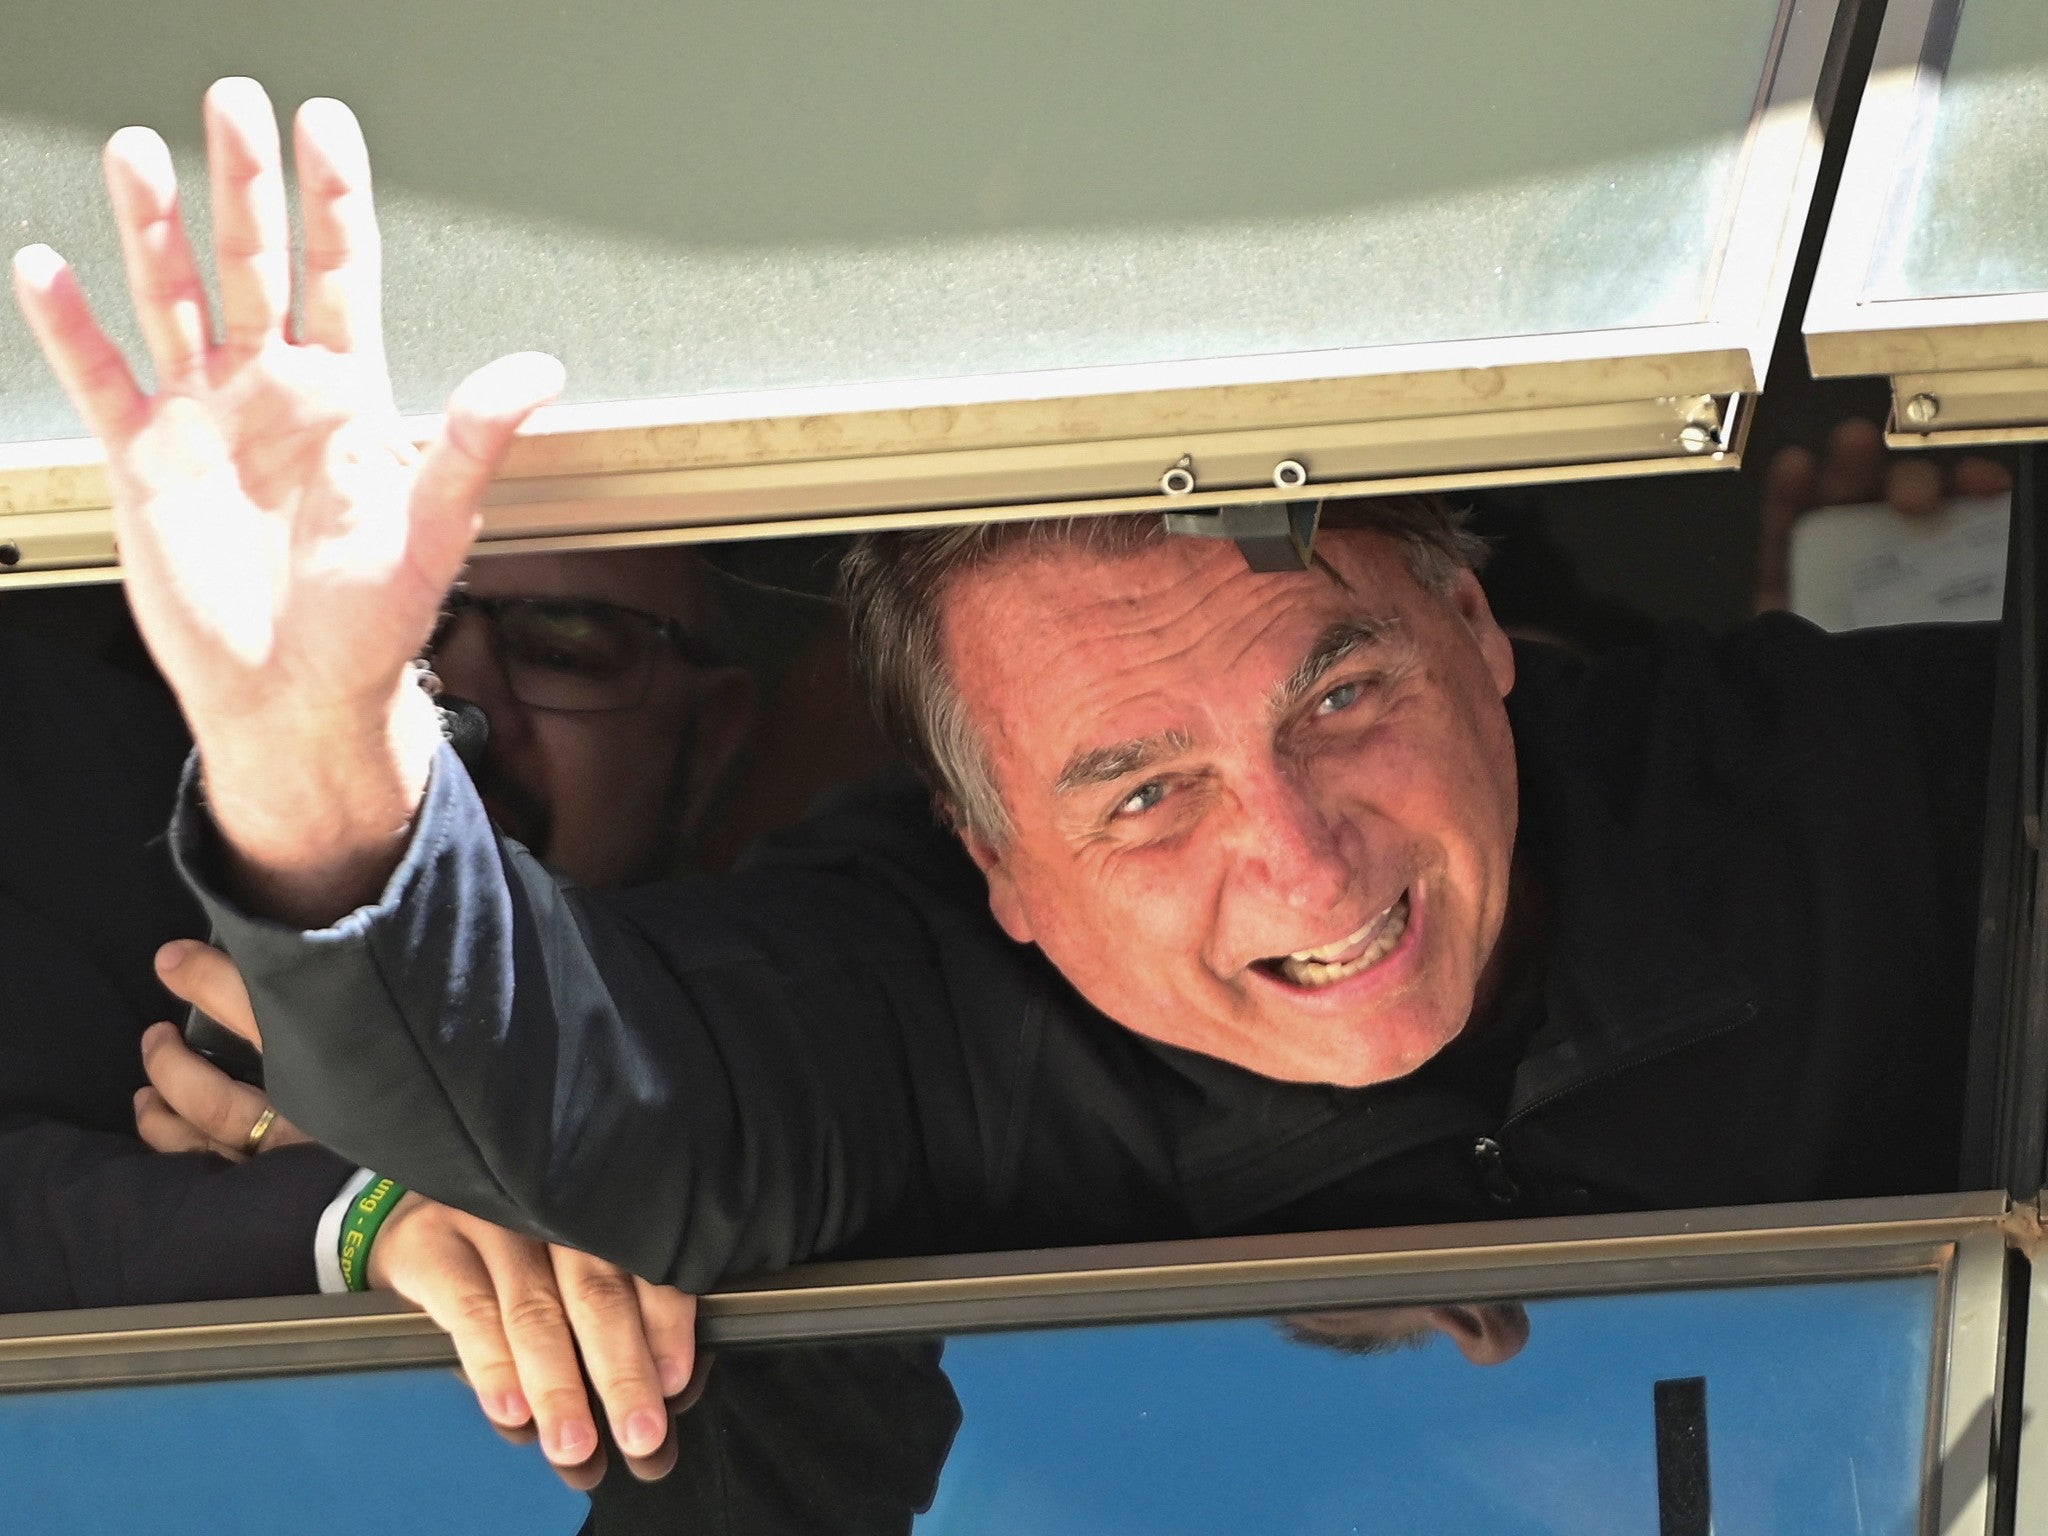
[1756,417,2012,614]
[151,938,698,1486]
[10,79,562,923]
[369,1194,698,1489]
[133,1020,310,1159]
[139,937,308,1158]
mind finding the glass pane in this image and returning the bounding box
[2,1274,1936,1532]
[1870,0,2048,300]
[1,0,1789,443]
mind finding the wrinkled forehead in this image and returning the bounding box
[461,547,707,623]
[941,530,1423,765]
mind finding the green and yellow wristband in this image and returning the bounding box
[336,1175,409,1292]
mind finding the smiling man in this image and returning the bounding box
[920,517,1517,1088]
[12,82,1996,1301]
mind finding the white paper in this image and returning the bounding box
[1786,494,2010,632]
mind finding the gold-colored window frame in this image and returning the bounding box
[0,1192,2021,1535]
[1804,0,2048,447]
[0,0,1842,586]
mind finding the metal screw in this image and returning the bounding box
[1159,457,1196,496]
[1272,459,1308,490]
[1902,393,1941,428]
[0,543,18,568]
[1677,423,1716,455]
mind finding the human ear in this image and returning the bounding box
[1427,1302,1530,1366]
[1444,569,1516,698]
[960,826,1036,945]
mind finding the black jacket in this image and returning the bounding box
[0,629,353,1312]
[182,618,1996,1289]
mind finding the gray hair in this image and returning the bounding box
[839,496,1486,846]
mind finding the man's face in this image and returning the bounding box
[433,548,751,890]
[948,530,1518,1087]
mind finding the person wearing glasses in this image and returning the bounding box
[9,79,2002,1493]
[2,540,752,1485]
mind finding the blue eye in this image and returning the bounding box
[1316,680,1364,715]
[1117,781,1167,817]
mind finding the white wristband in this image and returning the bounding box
[314,1168,378,1295]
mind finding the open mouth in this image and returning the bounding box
[1254,891,1412,990]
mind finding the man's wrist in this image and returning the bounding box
[195,677,442,927]
[314,1168,379,1295]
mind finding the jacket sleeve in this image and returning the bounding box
[173,747,980,1292]
[0,1116,356,1312]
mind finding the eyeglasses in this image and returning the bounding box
[428,591,726,714]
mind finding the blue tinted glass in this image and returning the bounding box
[921,1277,1936,1535]
[0,1367,585,1535]
[1,1275,1936,1534]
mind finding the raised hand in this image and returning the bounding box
[10,79,562,923]
[1755,417,2012,615]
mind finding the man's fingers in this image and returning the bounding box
[551,1249,671,1461]
[1954,455,2015,499]
[387,1218,541,1435]
[293,96,385,358]
[407,351,564,586]
[204,79,292,353]
[633,1278,700,1400]
[1754,444,1816,614]
[139,1021,267,1144]
[11,245,148,446]
[476,1233,603,1470]
[1884,456,1944,520]
[155,941,262,1046]
[102,126,213,391]
[133,1086,217,1155]
[1816,417,1887,505]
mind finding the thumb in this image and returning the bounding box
[155,940,263,1048]
[407,351,565,586]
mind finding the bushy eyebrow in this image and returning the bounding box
[1051,617,1396,797]
[1268,617,1398,716]
[1054,729,1196,796]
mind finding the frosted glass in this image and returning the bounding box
[3,0,1787,444]
[1872,0,2048,300]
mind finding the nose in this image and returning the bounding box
[1221,761,1356,920]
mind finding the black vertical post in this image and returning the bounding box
[1654,1376,1711,1536]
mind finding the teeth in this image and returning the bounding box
[1276,894,1409,988]
[1287,916,1375,964]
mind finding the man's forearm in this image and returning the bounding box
[195,677,443,929]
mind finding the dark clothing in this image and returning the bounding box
[584,1340,960,1536]
[0,629,353,1312]
[181,617,1996,1290]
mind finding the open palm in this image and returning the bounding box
[11,78,560,751]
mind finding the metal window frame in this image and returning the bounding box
[0,1192,2021,1534]
[1804,0,2048,445]
[0,0,1847,586]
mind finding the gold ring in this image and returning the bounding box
[242,1105,279,1156]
